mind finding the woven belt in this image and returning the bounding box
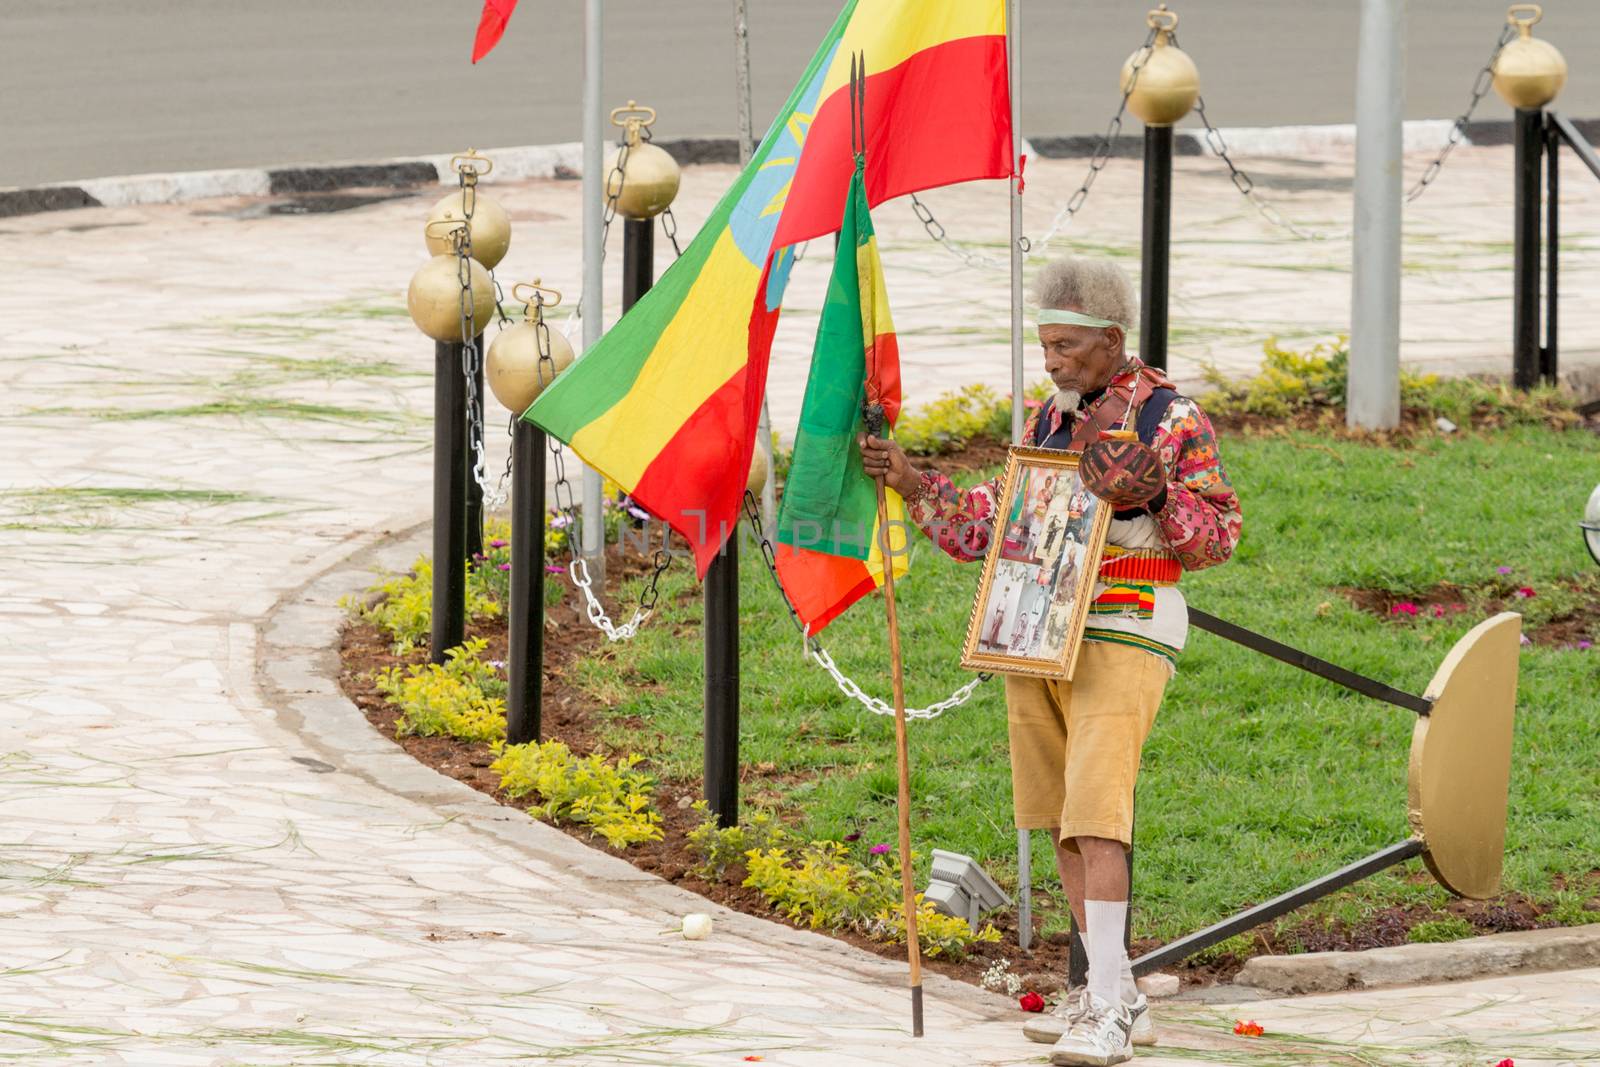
[1099,545,1182,586]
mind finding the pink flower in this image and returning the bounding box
[1496,566,1513,575]
[1432,605,1447,618]
[1514,586,1536,599]
[1578,641,1593,651]
[546,564,565,574]
[1019,992,1045,1012]
[1391,602,1418,616]
[869,843,892,855]
[489,538,507,549]
[1520,634,1532,647]
[498,562,511,571]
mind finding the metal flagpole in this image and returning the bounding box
[580,0,607,573]
[1005,0,1033,954]
[1348,0,1403,430]
[735,0,778,537]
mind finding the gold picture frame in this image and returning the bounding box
[959,446,1112,681]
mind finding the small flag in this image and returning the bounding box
[472,0,520,64]
[774,158,908,635]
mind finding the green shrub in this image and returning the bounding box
[1407,916,1476,944]
[340,554,501,654]
[492,739,663,848]
[684,799,790,879]
[893,380,1053,457]
[739,836,999,960]
[1201,335,1577,428]
[372,637,506,743]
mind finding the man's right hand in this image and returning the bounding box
[858,433,922,500]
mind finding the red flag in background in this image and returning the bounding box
[472,0,520,63]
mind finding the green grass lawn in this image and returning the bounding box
[574,426,1600,943]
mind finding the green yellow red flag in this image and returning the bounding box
[523,0,1012,576]
[774,160,908,635]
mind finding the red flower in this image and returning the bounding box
[1514,586,1536,599]
[1391,602,1418,616]
[1233,1019,1264,1037]
[1019,991,1046,1013]
[744,1057,764,1063]
[1493,1060,1515,1067]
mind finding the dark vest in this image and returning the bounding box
[1034,387,1179,520]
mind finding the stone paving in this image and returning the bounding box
[2,145,1599,1064]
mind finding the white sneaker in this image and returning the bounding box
[1025,987,1155,1047]
[1049,992,1134,1066]
[1022,985,1086,1044]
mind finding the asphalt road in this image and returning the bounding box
[4,0,1599,187]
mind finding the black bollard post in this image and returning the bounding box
[1512,107,1544,391]
[1543,113,1559,386]
[1139,124,1174,372]
[431,340,469,664]
[506,417,546,745]
[623,218,654,309]
[466,346,485,563]
[704,534,740,827]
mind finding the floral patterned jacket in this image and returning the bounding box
[904,362,1242,573]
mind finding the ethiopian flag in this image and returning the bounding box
[523,0,1012,576]
[774,161,908,636]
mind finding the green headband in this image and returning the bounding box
[1037,308,1119,330]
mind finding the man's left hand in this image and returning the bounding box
[1079,438,1168,509]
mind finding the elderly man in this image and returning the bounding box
[861,256,1241,1066]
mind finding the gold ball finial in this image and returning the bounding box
[406,254,496,343]
[1493,5,1567,110]
[484,282,577,414]
[746,442,770,497]
[1120,6,1200,128]
[603,100,682,220]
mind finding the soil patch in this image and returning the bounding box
[1340,579,1599,648]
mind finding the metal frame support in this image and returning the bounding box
[1016,829,1032,951]
[1133,839,1424,974]
[1513,107,1544,390]
[704,538,740,827]
[623,218,654,310]
[1007,0,1024,445]
[506,420,546,744]
[1139,124,1174,371]
[431,339,471,664]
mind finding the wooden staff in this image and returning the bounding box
[865,402,923,1037]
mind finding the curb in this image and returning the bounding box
[1235,925,1600,996]
[11,116,1599,222]
[247,516,1015,1027]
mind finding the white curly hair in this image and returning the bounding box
[1030,256,1138,331]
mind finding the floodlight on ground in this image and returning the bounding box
[925,849,1011,930]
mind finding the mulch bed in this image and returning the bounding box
[334,433,1600,995]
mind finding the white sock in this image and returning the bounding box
[1121,958,1139,1004]
[1084,899,1130,1009]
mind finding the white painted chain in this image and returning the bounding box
[806,643,989,721]
[568,558,651,642]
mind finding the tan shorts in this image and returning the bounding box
[1005,640,1169,850]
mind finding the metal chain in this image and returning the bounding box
[570,140,630,330]
[908,25,1159,270]
[451,167,508,513]
[637,125,688,259]
[740,491,991,721]
[1406,22,1519,203]
[530,292,670,642]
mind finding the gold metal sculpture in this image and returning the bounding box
[1121,6,1200,127]
[746,440,769,497]
[485,282,575,414]
[604,101,682,220]
[1493,4,1567,110]
[1408,612,1522,899]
